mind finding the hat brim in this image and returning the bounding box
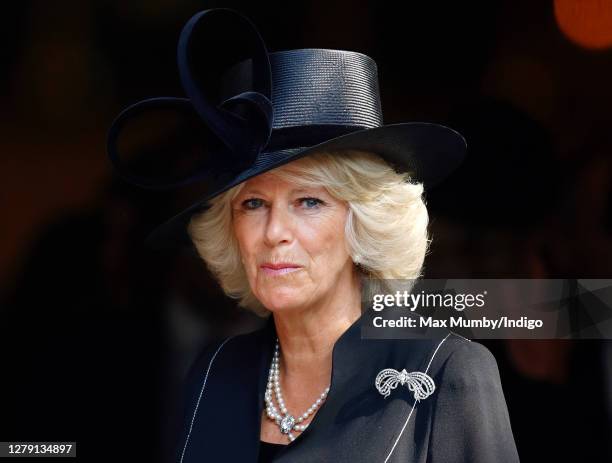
[144,121,466,250]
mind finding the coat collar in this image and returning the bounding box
[182,309,446,462]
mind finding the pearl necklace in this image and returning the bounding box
[264,338,330,442]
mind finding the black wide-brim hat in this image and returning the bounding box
[107,8,466,249]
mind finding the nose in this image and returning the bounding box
[264,201,294,247]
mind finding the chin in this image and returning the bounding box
[260,291,308,313]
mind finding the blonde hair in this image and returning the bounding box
[187,150,430,317]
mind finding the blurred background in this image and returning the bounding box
[1,0,611,461]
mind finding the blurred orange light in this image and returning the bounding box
[554,0,612,49]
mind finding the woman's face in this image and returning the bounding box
[231,170,354,313]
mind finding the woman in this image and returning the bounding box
[107,9,519,462]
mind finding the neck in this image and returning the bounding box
[271,267,362,389]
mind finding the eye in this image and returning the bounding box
[242,197,265,210]
[299,197,325,209]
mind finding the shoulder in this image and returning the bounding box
[186,325,267,376]
[435,335,501,390]
[182,325,268,396]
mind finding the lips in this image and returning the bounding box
[260,262,303,276]
[261,262,302,270]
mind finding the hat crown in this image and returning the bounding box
[222,48,383,133]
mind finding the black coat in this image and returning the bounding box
[175,312,520,462]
